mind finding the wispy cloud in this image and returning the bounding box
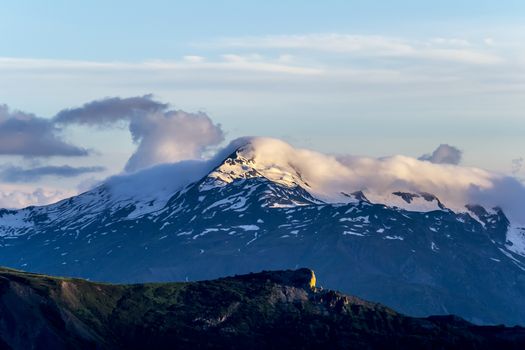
[216,34,504,65]
[0,55,322,75]
[0,165,105,182]
[1,33,519,100]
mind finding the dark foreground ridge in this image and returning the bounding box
[0,267,523,350]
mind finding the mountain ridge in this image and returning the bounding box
[1,267,525,350]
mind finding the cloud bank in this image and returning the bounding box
[55,95,225,172]
[237,138,524,223]
[97,136,525,224]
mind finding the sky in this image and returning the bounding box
[0,0,524,208]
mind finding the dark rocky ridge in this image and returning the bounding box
[0,267,524,350]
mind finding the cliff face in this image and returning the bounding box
[0,267,524,350]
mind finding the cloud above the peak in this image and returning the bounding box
[0,104,89,157]
[419,144,462,165]
[125,110,224,172]
[54,95,225,172]
[225,137,525,223]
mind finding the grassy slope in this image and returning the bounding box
[0,267,524,349]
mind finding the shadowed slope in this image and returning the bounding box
[0,267,524,349]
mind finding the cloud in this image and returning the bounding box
[104,137,251,204]
[125,110,224,172]
[418,144,462,165]
[0,165,105,182]
[0,56,321,76]
[0,42,520,106]
[55,96,225,172]
[217,34,504,65]
[76,177,104,193]
[512,157,523,175]
[0,184,75,209]
[54,95,168,126]
[2,133,525,226]
[183,55,205,63]
[233,138,525,223]
[0,104,88,157]
[98,136,525,224]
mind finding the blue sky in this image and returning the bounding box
[0,1,524,207]
[2,0,524,60]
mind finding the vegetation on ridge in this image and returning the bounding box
[0,267,524,349]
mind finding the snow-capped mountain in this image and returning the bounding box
[1,138,525,325]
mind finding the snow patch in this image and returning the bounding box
[506,226,525,257]
[343,231,364,236]
[384,235,403,240]
[236,225,260,231]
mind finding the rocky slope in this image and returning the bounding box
[0,267,524,350]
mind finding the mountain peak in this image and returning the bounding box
[201,140,311,191]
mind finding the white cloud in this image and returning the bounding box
[217,34,504,65]
[2,135,525,226]
[183,55,205,63]
[0,34,520,103]
[430,38,471,47]
[232,138,525,223]
[0,184,75,209]
[55,95,225,172]
[419,144,462,165]
[99,136,525,224]
[125,110,224,172]
[0,55,321,75]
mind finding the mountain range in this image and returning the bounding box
[0,138,524,325]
